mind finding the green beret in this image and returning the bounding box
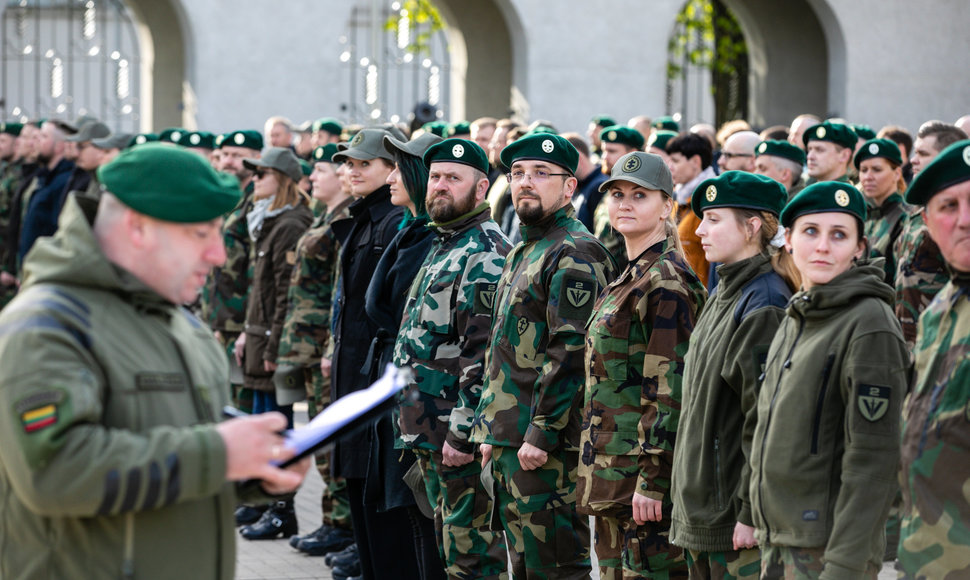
[129,133,159,148]
[446,121,471,137]
[332,128,394,164]
[30,118,46,128]
[1,122,24,137]
[646,130,678,152]
[423,138,488,174]
[905,140,970,206]
[652,116,680,132]
[178,131,216,150]
[158,128,185,144]
[853,138,902,169]
[97,143,241,223]
[385,132,443,163]
[500,133,579,174]
[527,125,558,136]
[780,181,866,228]
[590,115,616,128]
[599,125,645,150]
[599,152,674,197]
[802,121,857,149]
[219,130,263,151]
[312,117,342,136]
[851,124,876,141]
[298,159,312,177]
[691,170,788,218]
[243,147,303,183]
[421,121,447,137]
[311,143,339,163]
[756,140,806,166]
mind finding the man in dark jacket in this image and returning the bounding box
[18,120,76,265]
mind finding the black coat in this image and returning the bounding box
[331,185,405,479]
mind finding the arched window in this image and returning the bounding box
[1,0,141,131]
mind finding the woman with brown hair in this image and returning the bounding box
[234,147,313,540]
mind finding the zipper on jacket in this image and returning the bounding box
[122,512,134,579]
[756,305,806,538]
[713,435,724,510]
[810,354,836,455]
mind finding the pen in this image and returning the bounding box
[222,406,289,436]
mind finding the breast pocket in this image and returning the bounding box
[586,308,631,382]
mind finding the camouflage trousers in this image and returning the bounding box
[759,546,879,579]
[685,548,760,580]
[490,446,591,579]
[303,364,352,529]
[416,449,508,579]
[594,510,687,579]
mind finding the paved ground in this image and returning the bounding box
[235,404,898,580]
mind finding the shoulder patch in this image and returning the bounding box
[19,392,62,433]
[474,282,497,315]
[559,275,596,320]
[857,384,890,422]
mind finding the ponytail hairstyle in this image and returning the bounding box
[664,213,685,258]
[732,208,801,291]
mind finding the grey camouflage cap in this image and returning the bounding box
[65,121,111,143]
[243,147,303,183]
[599,151,674,197]
[332,128,394,164]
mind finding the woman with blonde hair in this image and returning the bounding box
[579,151,707,579]
[234,147,313,540]
[670,171,795,579]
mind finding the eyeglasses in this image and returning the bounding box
[507,169,570,183]
[720,152,754,160]
[253,169,266,179]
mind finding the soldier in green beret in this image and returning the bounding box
[653,116,680,133]
[802,121,857,184]
[754,139,806,197]
[750,181,908,579]
[471,132,617,578]
[311,118,343,148]
[898,139,970,579]
[0,122,25,307]
[854,138,912,282]
[671,171,794,580]
[646,130,677,166]
[579,151,706,579]
[0,143,310,579]
[446,121,471,139]
[587,114,617,159]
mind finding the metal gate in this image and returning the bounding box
[1,0,141,131]
[339,0,450,127]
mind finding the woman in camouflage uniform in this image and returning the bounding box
[854,138,911,283]
[670,171,796,580]
[579,151,706,579]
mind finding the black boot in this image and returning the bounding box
[325,543,358,568]
[234,504,267,527]
[239,499,298,540]
[289,523,332,549]
[299,526,355,556]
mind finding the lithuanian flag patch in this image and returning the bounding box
[22,404,58,433]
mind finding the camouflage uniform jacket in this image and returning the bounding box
[669,253,790,551]
[202,185,253,333]
[865,192,912,284]
[899,270,970,578]
[578,237,705,512]
[0,160,20,275]
[893,209,948,348]
[393,203,512,453]
[276,197,353,365]
[470,204,616,452]
[750,261,908,578]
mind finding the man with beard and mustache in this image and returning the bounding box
[393,138,512,579]
[470,133,616,579]
[18,120,77,265]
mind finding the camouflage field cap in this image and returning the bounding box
[599,125,645,150]
[692,170,788,218]
[332,128,394,164]
[600,151,673,197]
[98,143,241,223]
[65,121,110,143]
[853,138,903,169]
[756,139,806,166]
[243,147,304,183]
[422,138,487,174]
[905,140,970,206]
[385,132,443,163]
[92,133,134,150]
[781,181,866,228]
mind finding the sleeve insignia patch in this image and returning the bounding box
[857,384,890,422]
[22,404,58,433]
[559,276,596,320]
[474,282,497,315]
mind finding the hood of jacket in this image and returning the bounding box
[789,258,893,321]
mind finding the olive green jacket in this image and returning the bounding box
[0,196,253,579]
[750,261,909,580]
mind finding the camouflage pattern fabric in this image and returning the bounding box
[201,186,253,333]
[899,274,970,579]
[593,199,628,271]
[578,237,705,578]
[491,446,591,579]
[394,204,512,453]
[864,192,911,284]
[759,545,879,580]
[685,548,761,580]
[471,204,616,452]
[893,209,949,348]
[0,161,21,308]
[417,450,507,580]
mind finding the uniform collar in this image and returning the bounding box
[520,204,576,242]
[429,202,491,237]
